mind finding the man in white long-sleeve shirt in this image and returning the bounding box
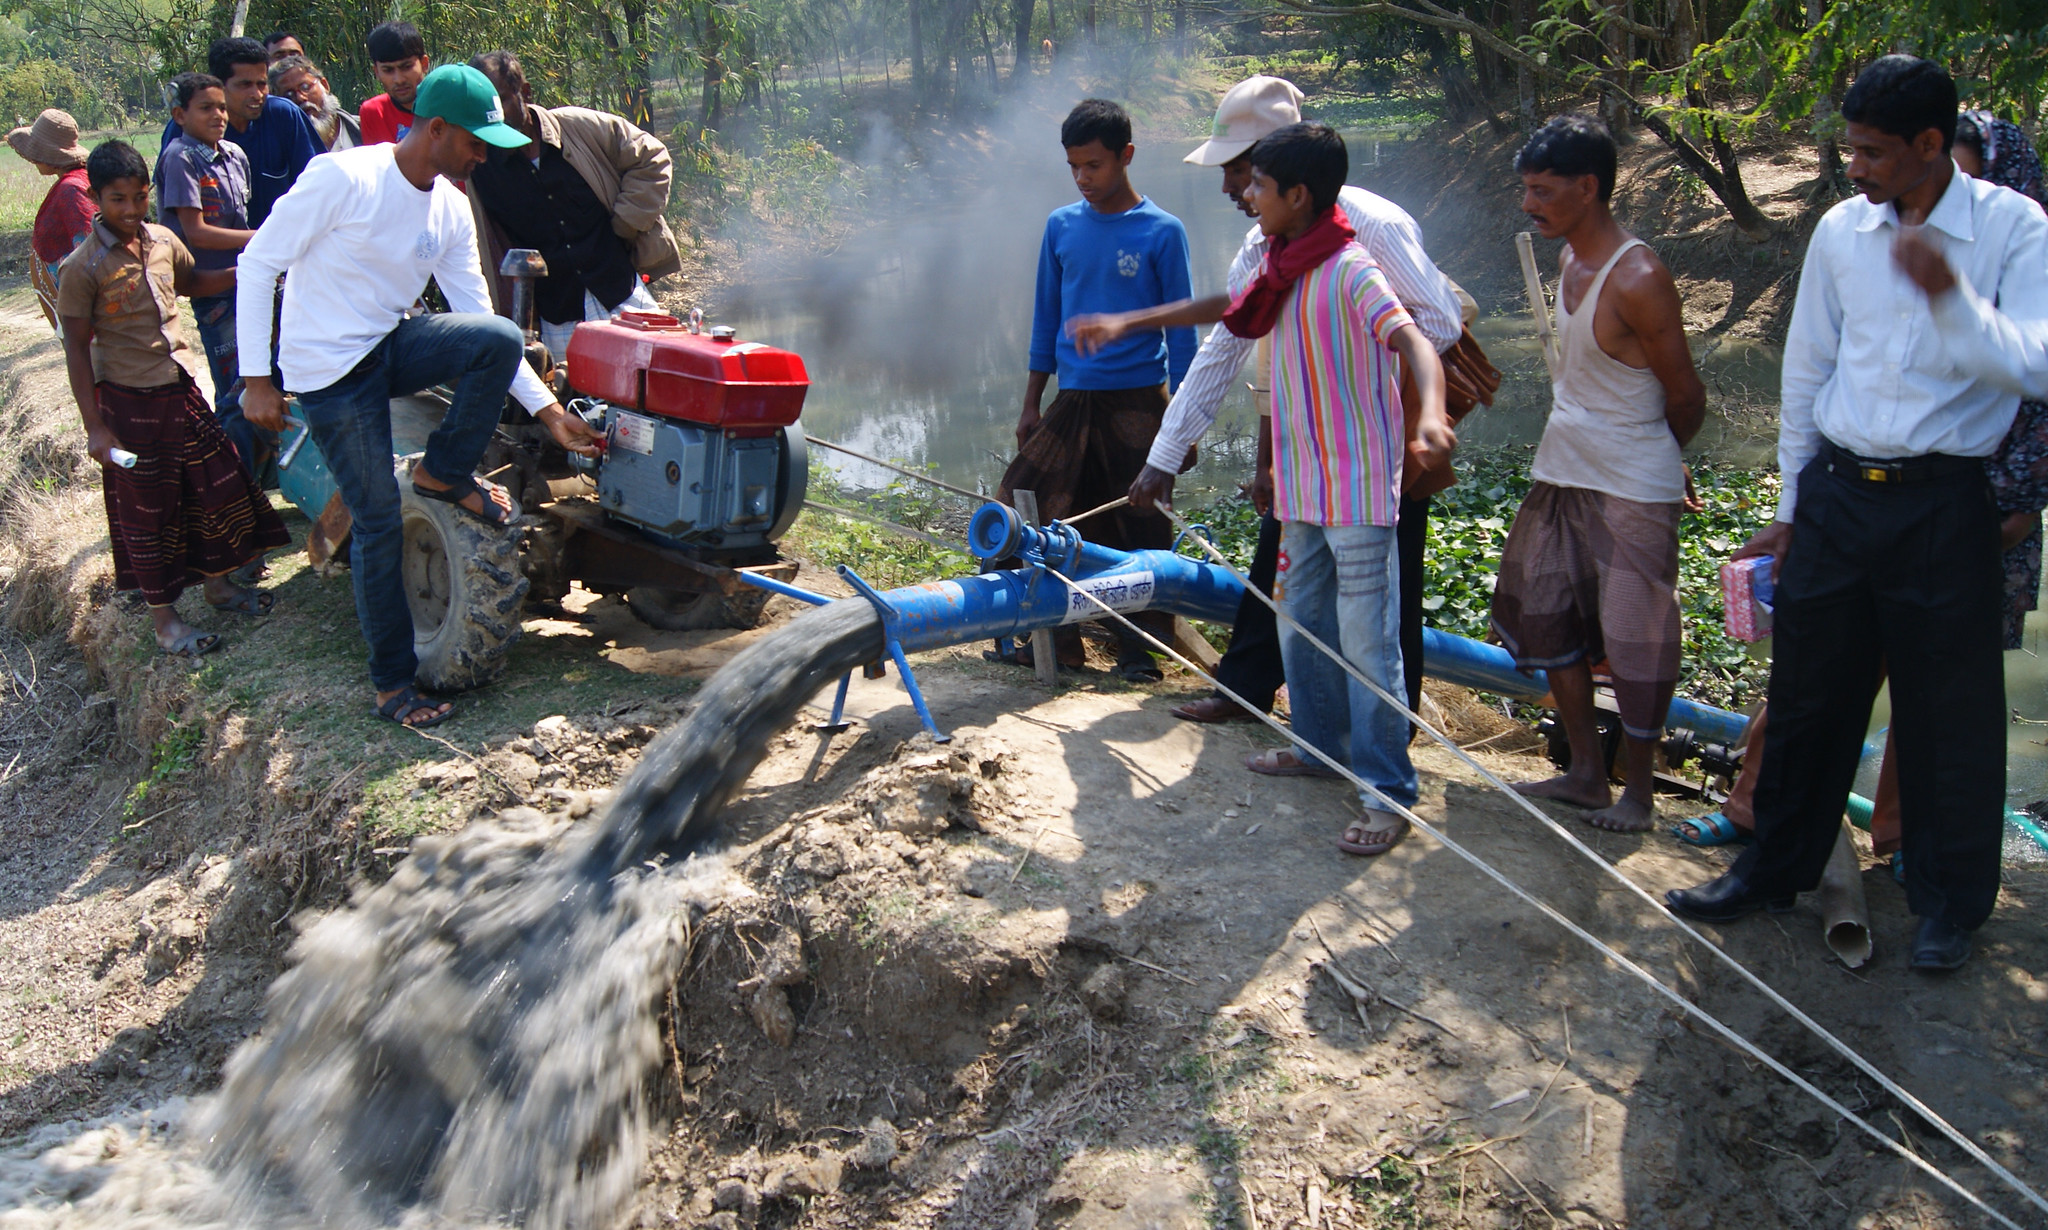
[239,64,600,729]
[1668,56,2048,972]
[1072,75,1475,736]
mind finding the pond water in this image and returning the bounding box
[710,133,2048,859]
[713,133,1786,498]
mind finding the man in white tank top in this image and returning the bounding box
[1488,116,1707,833]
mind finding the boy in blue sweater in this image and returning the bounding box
[1004,97,1197,678]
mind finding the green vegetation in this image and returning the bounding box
[1180,452,1779,712]
[783,457,975,590]
[1347,1155,1424,1227]
[122,719,201,823]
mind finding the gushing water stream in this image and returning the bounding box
[4,601,885,1228]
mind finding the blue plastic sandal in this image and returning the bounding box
[1672,812,1751,847]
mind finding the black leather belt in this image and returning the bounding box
[1820,440,1980,484]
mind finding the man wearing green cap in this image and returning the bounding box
[237,63,602,729]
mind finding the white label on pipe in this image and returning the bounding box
[612,410,659,456]
[1059,569,1155,625]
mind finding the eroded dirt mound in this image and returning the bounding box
[598,663,2048,1230]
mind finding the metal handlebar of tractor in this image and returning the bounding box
[271,249,810,691]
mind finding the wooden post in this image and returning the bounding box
[1013,490,1059,688]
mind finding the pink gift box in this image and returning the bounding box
[1720,556,1775,642]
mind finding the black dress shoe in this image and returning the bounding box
[1910,916,1971,972]
[1666,871,1796,923]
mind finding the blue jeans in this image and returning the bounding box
[1275,521,1417,811]
[295,312,525,691]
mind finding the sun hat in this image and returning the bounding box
[412,64,529,148]
[1184,76,1305,166]
[6,110,87,170]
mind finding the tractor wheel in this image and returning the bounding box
[398,457,529,691]
[625,585,775,631]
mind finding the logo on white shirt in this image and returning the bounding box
[1117,249,1141,277]
[414,231,440,261]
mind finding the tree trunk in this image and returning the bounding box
[1173,0,1185,54]
[909,0,925,97]
[624,0,652,125]
[979,9,1000,90]
[1011,0,1035,84]
[1599,4,1629,131]
[1636,107,1774,237]
[1514,0,1535,126]
[1083,0,1096,43]
[1803,0,1850,201]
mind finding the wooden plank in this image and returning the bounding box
[1171,616,1222,673]
[1012,489,1059,688]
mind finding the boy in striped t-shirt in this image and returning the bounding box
[1233,123,1454,857]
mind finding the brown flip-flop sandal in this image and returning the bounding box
[1172,695,1259,724]
[1246,747,1341,778]
[1337,811,1409,856]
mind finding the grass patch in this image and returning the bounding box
[1348,1156,1425,1227]
[784,456,976,590]
[854,886,919,951]
[180,512,688,758]
[122,720,202,823]
[358,768,462,842]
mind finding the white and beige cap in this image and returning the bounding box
[1184,75,1304,166]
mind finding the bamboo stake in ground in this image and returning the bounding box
[1516,231,1559,377]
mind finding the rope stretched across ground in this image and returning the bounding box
[798,447,2044,1223]
[1155,508,2048,1227]
[1047,553,2036,1229]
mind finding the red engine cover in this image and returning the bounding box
[564,311,809,432]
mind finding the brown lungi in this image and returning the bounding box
[998,384,1173,554]
[98,374,291,605]
[997,385,1173,654]
[1489,481,1682,737]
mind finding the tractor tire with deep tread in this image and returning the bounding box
[398,456,529,691]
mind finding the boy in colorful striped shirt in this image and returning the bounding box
[1233,123,1454,856]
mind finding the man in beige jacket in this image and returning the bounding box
[467,50,684,356]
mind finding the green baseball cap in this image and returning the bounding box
[413,64,528,148]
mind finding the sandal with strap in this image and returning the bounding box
[208,586,276,616]
[158,628,222,658]
[1337,810,1410,857]
[1246,747,1341,779]
[375,683,454,729]
[1671,811,1751,847]
[412,472,516,529]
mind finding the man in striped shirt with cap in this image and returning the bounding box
[1072,75,1490,735]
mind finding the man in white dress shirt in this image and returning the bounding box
[1071,75,1485,747]
[1668,56,2048,972]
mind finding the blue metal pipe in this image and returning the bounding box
[1416,629,1751,746]
[814,501,1757,747]
[882,545,1242,653]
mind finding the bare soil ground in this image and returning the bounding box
[0,118,2042,1226]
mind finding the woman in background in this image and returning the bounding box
[6,109,94,333]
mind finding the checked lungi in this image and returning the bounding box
[97,374,291,605]
[1488,481,1682,738]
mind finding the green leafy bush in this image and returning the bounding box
[1182,454,1780,711]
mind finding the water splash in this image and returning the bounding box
[3,600,884,1229]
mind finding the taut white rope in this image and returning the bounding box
[1056,548,2031,1227]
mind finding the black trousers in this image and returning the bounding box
[1211,495,1430,717]
[1730,449,2006,929]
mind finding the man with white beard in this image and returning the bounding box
[269,55,360,152]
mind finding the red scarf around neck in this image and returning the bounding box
[1221,206,1356,339]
